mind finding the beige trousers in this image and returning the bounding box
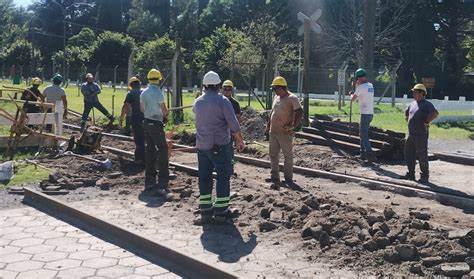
[269,132,294,180]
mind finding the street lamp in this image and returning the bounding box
[50,1,93,80]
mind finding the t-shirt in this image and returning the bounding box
[124,88,144,122]
[406,99,437,136]
[193,90,241,150]
[140,84,165,121]
[270,92,302,134]
[227,96,241,116]
[43,85,66,104]
[354,82,374,114]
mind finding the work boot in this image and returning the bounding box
[399,172,416,181]
[153,188,169,198]
[265,177,280,183]
[193,208,214,226]
[214,208,237,223]
[366,152,376,164]
[418,176,429,184]
[80,120,87,132]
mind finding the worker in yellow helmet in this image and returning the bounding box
[21,77,44,113]
[140,69,169,196]
[265,76,303,185]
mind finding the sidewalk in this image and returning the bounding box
[0,207,179,279]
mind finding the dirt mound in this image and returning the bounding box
[240,107,269,141]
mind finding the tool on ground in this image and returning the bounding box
[25,159,54,172]
[63,151,112,170]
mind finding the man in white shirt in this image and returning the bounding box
[43,74,68,118]
[350,68,375,163]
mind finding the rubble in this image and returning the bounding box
[437,262,470,277]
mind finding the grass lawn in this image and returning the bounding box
[0,162,50,188]
[0,79,472,140]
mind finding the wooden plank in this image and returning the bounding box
[0,113,56,125]
[433,152,474,166]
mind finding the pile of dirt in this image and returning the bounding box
[240,107,270,141]
[228,181,473,276]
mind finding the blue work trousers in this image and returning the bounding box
[359,114,373,155]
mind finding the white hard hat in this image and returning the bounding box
[202,71,221,86]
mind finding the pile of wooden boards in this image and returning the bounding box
[296,115,406,160]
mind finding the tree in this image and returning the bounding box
[89,31,135,68]
[97,0,123,32]
[134,34,176,75]
[127,8,163,40]
[68,27,96,48]
[3,40,42,67]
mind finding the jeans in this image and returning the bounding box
[197,143,232,214]
[359,114,373,155]
[269,132,294,180]
[81,101,111,121]
[131,120,145,162]
[404,134,429,178]
[144,120,169,188]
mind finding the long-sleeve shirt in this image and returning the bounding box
[193,90,241,150]
[80,82,101,103]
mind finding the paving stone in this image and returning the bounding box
[10,237,44,247]
[104,248,135,259]
[82,257,118,268]
[165,239,187,248]
[152,273,181,279]
[34,231,65,239]
[24,225,54,233]
[44,236,78,246]
[77,236,102,245]
[68,249,103,260]
[274,258,311,270]
[16,221,46,227]
[55,243,90,253]
[0,246,21,255]
[0,226,25,235]
[2,232,34,240]
[54,225,80,232]
[15,269,58,279]
[44,259,82,270]
[21,244,56,254]
[57,267,96,278]
[0,252,32,263]
[11,216,37,223]
[32,251,69,262]
[123,275,153,279]
[134,264,170,276]
[0,238,12,246]
[5,260,44,272]
[0,269,18,279]
[66,230,92,239]
[118,256,151,267]
[96,265,135,277]
[90,241,118,251]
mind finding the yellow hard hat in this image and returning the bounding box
[31,77,42,85]
[147,69,163,84]
[222,80,233,87]
[129,76,140,85]
[411,83,427,93]
[271,76,287,87]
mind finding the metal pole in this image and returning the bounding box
[303,19,310,127]
[62,15,66,79]
[297,42,302,98]
[113,65,118,92]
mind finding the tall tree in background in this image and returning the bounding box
[143,0,170,33]
[97,0,123,32]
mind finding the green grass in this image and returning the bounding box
[1,80,472,140]
[0,163,50,188]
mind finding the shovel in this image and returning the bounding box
[64,151,112,170]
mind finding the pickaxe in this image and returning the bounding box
[63,151,112,170]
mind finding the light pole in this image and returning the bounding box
[51,1,92,79]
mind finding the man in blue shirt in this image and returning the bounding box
[140,69,169,196]
[193,71,244,224]
[80,73,113,131]
[119,77,144,164]
[400,83,438,184]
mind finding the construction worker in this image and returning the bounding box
[265,76,303,185]
[400,83,439,184]
[350,68,375,163]
[140,69,169,196]
[80,73,113,131]
[222,79,241,175]
[43,74,68,117]
[119,77,145,164]
[21,77,44,113]
[193,71,244,224]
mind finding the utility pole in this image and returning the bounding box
[362,0,376,81]
[172,38,183,123]
[265,49,275,110]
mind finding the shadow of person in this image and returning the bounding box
[138,192,167,208]
[200,222,257,263]
[369,163,405,179]
[118,156,145,175]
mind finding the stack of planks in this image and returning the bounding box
[295,115,406,160]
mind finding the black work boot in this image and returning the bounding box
[80,120,87,132]
[418,175,429,184]
[193,208,214,226]
[399,172,416,181]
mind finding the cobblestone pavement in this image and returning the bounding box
[66,198,359,278]
[0,207,180,279]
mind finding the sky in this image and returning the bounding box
[13,0,34,8]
